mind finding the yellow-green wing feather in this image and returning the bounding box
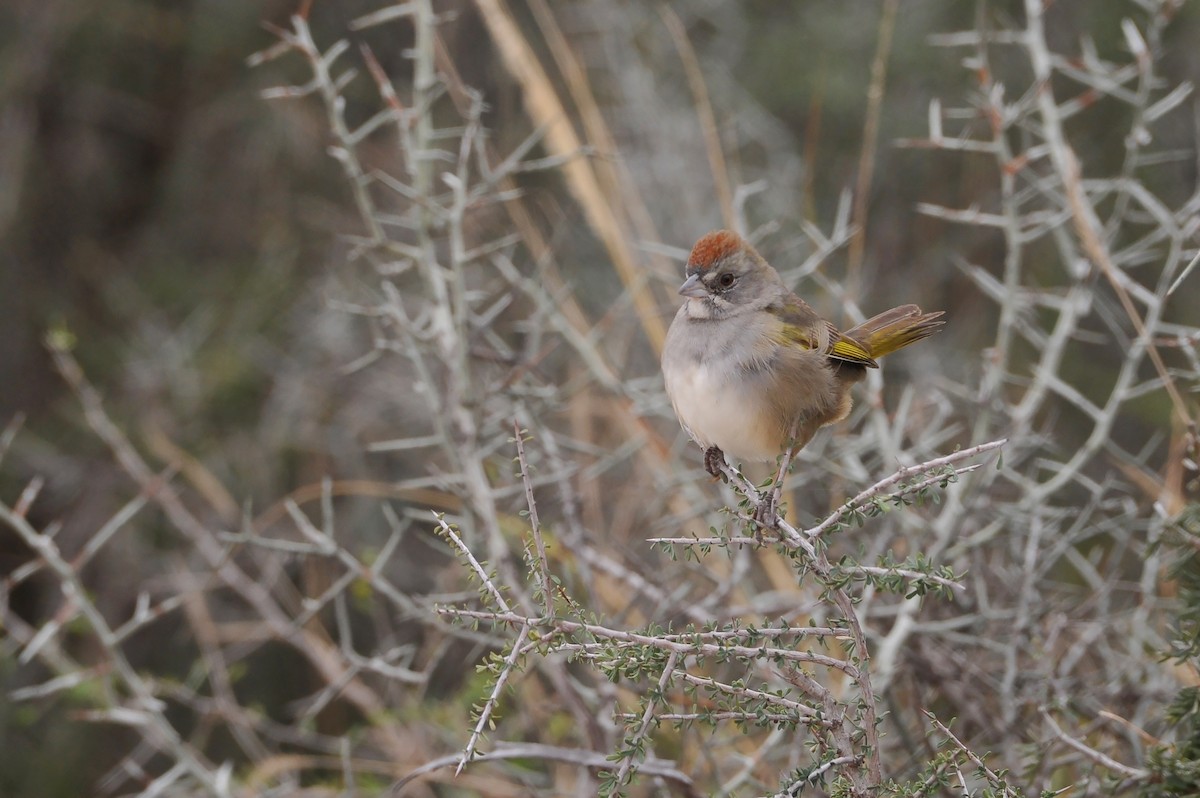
[826,327,877,366]
[770,296,879,367]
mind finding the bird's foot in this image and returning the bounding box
[704,446,727,481]
[752,494,779,543]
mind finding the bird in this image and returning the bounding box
[661,229,943,477]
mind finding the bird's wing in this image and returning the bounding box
[771,295,878,367]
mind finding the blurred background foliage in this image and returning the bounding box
[2,0,1200,795]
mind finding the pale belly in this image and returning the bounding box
[664,361,781,462]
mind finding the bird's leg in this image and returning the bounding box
[703,446,727,480]
[752,436,800,542]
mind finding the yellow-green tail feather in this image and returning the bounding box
[844,305,944,359]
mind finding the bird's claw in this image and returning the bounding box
[704,446,727,481]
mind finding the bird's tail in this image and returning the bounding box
[846,304,944,359]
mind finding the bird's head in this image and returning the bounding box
[678,230,780,319]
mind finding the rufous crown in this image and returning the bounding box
[687,230,743,272]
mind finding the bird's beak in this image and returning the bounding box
[678,273,707,299]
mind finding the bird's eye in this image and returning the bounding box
[717,273,736,289]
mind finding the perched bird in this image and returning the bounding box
[662,230,943,475]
